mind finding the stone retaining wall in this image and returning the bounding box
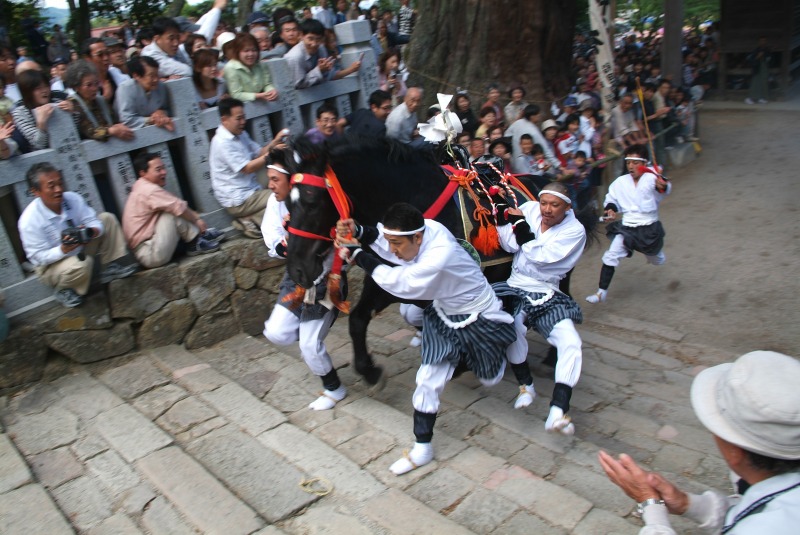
[0,239,364,391]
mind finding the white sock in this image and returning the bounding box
[389,442,434,475]
[514,384,536,409]
[545,406,575,435]
[585,289,607,304]
[308,385,347,411]
[409,331,422,347]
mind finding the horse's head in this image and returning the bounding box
[284,137,340,288]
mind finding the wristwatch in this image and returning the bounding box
[637,498,666,515]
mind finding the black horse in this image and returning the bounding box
[284,136,541,387]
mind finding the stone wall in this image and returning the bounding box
[0,239,364,391]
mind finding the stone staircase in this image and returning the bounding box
[0,306,736,534]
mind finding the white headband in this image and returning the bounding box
[267,164,289,175]
[539,190,572,204]
[378,222,426,236]
[624,157,647,162]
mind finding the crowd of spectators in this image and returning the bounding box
[2,3,720,309]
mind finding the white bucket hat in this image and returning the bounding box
[690,351,800,460]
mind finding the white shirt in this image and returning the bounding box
[605,172,671,227]
[18,192,104,267]
[141,42,192,78]
[640,472,800,535]
[260,193,289,258]
[312,6,336,29]
[108,66,131,86]
[369,220,503,317]
[209,125,263,208]
[385,103,416,143]
[498,201,586,293]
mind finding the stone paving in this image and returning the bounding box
[0,304,739,534]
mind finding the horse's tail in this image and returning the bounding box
[573,204,601,249]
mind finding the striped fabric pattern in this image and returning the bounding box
[421,305,516,380]
[493,282,583,338]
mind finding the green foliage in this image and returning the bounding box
[617,0,720,30]
[0,0,48,51]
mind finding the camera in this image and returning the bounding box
[61,226,93,245]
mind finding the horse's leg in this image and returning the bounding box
[349,275,397,385]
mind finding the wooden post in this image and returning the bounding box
[662,0,684,85]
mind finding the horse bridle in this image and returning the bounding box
[286,170,352,243]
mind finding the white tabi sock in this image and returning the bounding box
[545,406,575,436]
[514,384,536,409]
[308,385,347,411]
[389,442,434,475]
[585,289,607,304]
[409,330,422,347]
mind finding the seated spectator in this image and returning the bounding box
[306,103,341,144]
[263,15,301,59]
[611,93,647,148]
[210,98,285,239]
[474,106,497,140]
[223,33,278,103]
[11,69,73,153]
[115,56,174,131]
[82,37,116,104]
[192,48,227,109]
[123,152,223,268]
[285,19,334,89]
[504,86,528,125]
[66,60,134,142]
[453,92,478,137]
[49,57,69,92]
[336,88,391,138]
[141,17,192,78]
[385,86,422,143]
[378,48,406,101]
[18,162,138,308]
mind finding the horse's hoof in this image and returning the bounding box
[369,366,387,394]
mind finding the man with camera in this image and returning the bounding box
[18,163,139,308]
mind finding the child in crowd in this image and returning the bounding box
[555,114,581,166]
[514,135,557,179]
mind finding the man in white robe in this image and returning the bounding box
[337,203,516,476]
[585,144,671,304]
[261,155,348,411]
[495,182,587,435]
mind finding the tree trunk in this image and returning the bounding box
[166,0,187,18]
[71,0,91,47]
[237,0,256,29]
[406,0,577,112]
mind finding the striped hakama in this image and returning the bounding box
[421,304,516,380]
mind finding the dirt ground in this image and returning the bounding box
[570,107,800,356]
